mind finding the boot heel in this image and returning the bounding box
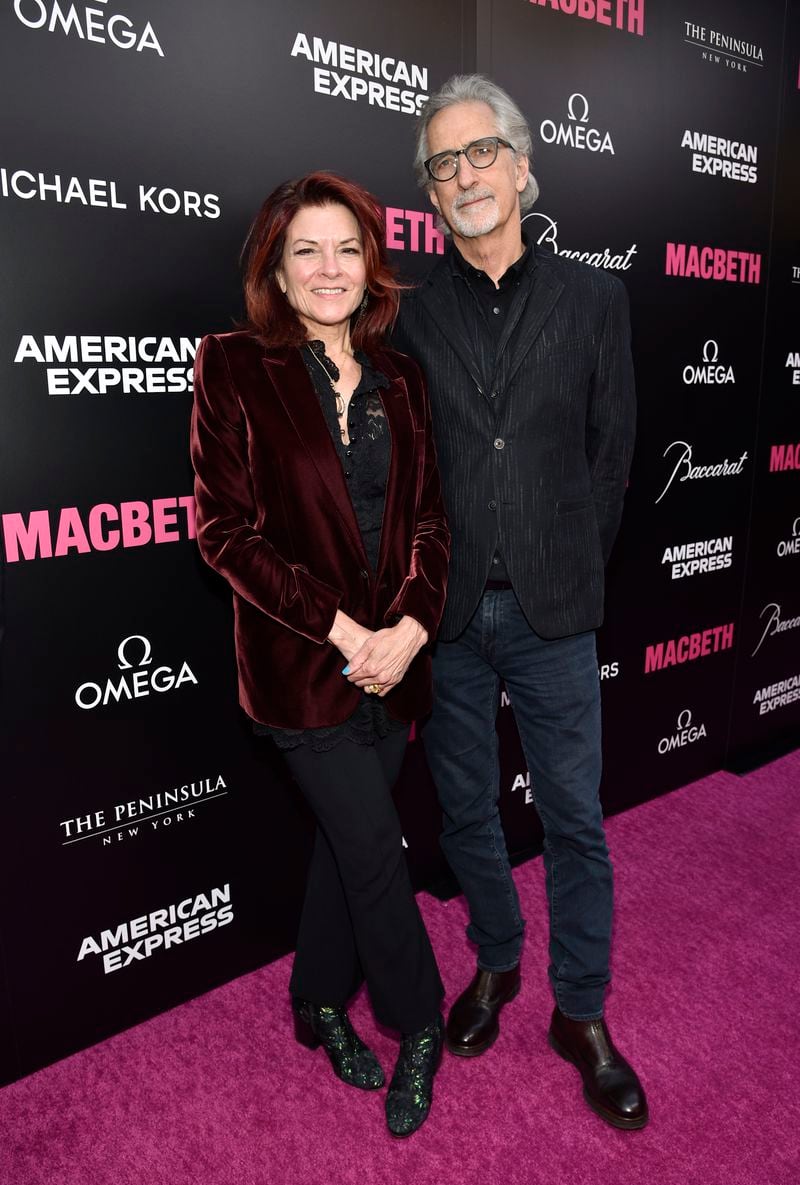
[292,1001,321,1050]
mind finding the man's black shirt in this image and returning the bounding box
[450,235,536,581]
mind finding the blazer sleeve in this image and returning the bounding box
[190,334,342,643]
[384,359,450,639]
[587,279,637,564]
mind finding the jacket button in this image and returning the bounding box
[359,568,369,580]
[494,438,505,450]
[490,390,498,399]
[488,500,497,511]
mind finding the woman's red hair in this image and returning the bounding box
[242,172,403,353]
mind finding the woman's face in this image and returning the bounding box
[277,202,367,339]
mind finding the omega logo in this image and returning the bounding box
[657,708,707,754]
[75,634,198,710]
[539,94,614,155]
[567,93,590,122]
[776,517,800,558]
[682,339,735,385]
[13,0,164,56]
[117,634,151,669]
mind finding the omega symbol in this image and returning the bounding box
[702,340,720,363]
[117,635,152,670]
[676,708,692,730]
[567,93,590,123]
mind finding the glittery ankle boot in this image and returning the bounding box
[385,1013,444,1137]
[292,998,384,1090]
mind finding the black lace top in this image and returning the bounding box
[254,342,407,752]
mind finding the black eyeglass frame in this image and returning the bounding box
[424,136,516,182]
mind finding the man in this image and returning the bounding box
[393,75,646,1130]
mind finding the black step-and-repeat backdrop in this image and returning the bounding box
[0,0,797,1084]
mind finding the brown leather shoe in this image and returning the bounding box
[548,1008,648,1130]
[445,966,521,1057]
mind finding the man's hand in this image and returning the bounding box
[345,616,429,697]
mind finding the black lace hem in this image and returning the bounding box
[253,695,408,752]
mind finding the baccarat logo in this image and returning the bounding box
[654,441,748,504]
[522,211,636,271]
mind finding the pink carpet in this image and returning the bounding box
[3,752,799,1185]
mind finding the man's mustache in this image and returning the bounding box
[452,187,496,210]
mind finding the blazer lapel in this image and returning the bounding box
[495,252,565,393]
[261,349,367,562]
[418,260,488,395]
[373,357,415,579]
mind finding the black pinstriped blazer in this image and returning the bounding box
[393,246,636,642]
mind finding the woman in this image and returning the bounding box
[190,172,450,1137]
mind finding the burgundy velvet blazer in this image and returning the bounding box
[190,331,450,729]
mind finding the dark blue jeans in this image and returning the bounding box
[423,590,612,1020]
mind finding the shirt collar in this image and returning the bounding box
[449,229,535,285]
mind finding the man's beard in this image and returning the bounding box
[448,188,499,238]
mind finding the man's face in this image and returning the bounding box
[425,101,528,240]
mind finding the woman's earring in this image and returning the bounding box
[357,289,368,319]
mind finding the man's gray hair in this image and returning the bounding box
[414,74,540,212]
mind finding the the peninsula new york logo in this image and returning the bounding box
[60,774,229,848]
[682,20,764,73]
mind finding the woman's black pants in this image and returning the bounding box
[283,730,443,1035]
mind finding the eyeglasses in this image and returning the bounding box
[424,136,516,182]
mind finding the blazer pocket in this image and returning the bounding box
[556,496,594,515]
[539,333,595,359]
